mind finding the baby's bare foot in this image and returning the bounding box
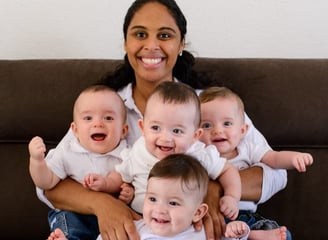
[47,228,67,240]
[249,226,287,240]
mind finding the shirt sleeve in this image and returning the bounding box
[254,162,287,203]
[244,113,288,201]
[189,143,226,180]
[36,187,55,209]
[115,147,135,183]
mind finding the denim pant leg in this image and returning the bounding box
[48,209,99,240]
[232,211,292,240]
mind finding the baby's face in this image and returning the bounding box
[143,177,202,237]
[200,97,247,159]
[140,95,201,160]
[71,90,127,154]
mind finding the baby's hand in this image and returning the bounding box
[119,182,134,204]
[293,153,313,172]
[225,220,249,239]
[28,136,46,162]
[83,173,106,191]
[220,195,239,220]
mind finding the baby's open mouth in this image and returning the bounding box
[213,138,226,143]
[158,146,173,151]
[91,133,106,141]
[154,218,169,223]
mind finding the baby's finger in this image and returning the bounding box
[297,160,306,172]
[306,155,314,165]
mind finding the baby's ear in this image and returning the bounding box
[121,124,129,139]
[241,123,249,137]
[192,203,208,223]
[193,128,203,142]
[71,122,78,137]
[138,119,144,133]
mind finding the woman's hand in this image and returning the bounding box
[205,180,226,239]
[45,178,141,240]
[194,180,226,240]
[95,194,141,240]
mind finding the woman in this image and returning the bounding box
[42,1,287,240]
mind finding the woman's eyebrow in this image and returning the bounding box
[129,25,177,34]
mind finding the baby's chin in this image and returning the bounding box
[155,152,171,160]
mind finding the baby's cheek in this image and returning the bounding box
[199,133,210,144]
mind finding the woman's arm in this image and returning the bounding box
[243,113,287,202]
[239,166,263,201]
[202,166,263,240]
[200,180,225,240]
[45,178,141,240]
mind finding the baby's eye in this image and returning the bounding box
[169,201,180,206]
[201,122,212,129]
[104,116,114,121]
[148,197,156,202]
[224,121,233,127]
[172,129,183,134]
[83,116,92,121]
[151,125,160,131]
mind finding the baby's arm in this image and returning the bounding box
[83,171,123,194]
[217,162,241,220]
[119,182,135,204]
[262,150,313,172]
[28,136,60,189]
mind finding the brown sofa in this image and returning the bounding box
[1,58,327,239]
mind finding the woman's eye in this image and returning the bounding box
[136,32,146,39]
[159,33,170,39]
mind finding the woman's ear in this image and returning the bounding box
[124,40,127,52]
[192,203,208,223]
[179,39,185,55]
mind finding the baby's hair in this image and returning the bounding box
[148,153,209,201]
[146,82,201,127]
[74,84,127,122]
[199,86,245,121]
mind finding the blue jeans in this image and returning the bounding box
[226,210,292,240]
[48,210,99,240]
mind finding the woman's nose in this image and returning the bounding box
[143,35,160,51]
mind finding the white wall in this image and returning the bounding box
[1,0,328,59]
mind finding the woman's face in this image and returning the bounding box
[124,2,184,84]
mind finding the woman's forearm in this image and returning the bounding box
[45,178,141,240]
[239,166,263,201]
[202,180,225,239]
[45,178,113,214]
